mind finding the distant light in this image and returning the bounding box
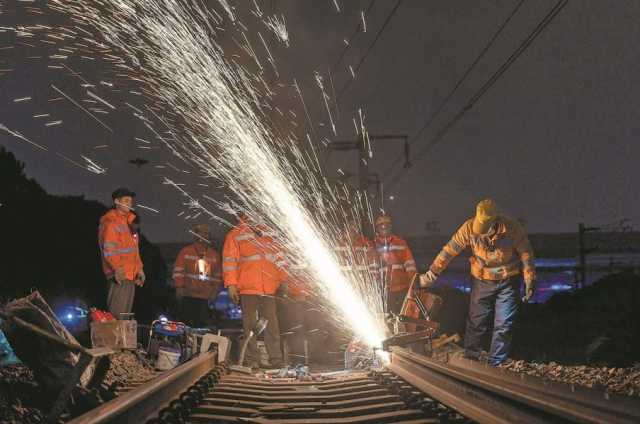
[388,195,395,201]
[66,313,73,321]
[550,284,572,291]
[159,315,168,322]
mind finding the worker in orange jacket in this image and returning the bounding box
[172,224,222,327]
[222,217,286,368]
[334,218,379,279]
[419,199,536,365]
[98,188,144,319]
[309,218,377,363]
[374,214,417,315]
[277,260,311,366]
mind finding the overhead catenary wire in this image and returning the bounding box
[380,0,526,177]
[384,0,569,190]
[331,0,377,74]
[337,0,404,102]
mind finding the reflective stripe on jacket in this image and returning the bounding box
[334,235,378,275]
[98,209,143,280]
[173,243,221,300]
[429,216,535,283]
[222,220,286,295]
[375,234,417,292]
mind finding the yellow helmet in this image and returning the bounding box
[472,199,500,235]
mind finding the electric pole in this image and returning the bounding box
[578,222,599,289]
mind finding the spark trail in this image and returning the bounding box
[13,0,388,349]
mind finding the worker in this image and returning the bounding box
[314,217,377,362]
[277,260,310,366]
[172,224,222,327]
[98,187,145,319]
[222,216,285,369]
[374,214,417,315]
[419,199,536,365]
[335,217,378,279]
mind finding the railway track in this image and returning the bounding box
[68,347,640,424]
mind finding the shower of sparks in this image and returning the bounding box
[4,0,389,351]
[51,84,113,132]
[136,203,160,214]
[0,123,48,151]
[188,229,212,244]
[80,154,107,174]
[264,14,289,47]
[314,71,336,136]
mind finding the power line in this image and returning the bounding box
[379,0,525,178]
[337,0,404,102]
[331,0,377,74]
[384,0,569,190]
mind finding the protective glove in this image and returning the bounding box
[419,270,439,288]
[522,280,536,302]
[114,268,126,284]
[135,269,146,287]
[227,285,240,304]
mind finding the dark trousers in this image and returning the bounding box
[277,297,306,365]
[388,288,408,315]
[178,296,211,328]
[107,280,136,319]
[240,295,282,365]
[464,276,519,365]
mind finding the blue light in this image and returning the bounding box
[158,315,168,323]
[66,313,73,321]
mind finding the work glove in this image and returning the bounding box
[419,270,439,288]
[114,268,126,284]
[227,285,240,304]
[522,280,536,303]
[135,269,145,287]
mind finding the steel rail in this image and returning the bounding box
[390,347,640,424]
[68,351,218,424]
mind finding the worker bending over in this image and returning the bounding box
[419,199,536,365]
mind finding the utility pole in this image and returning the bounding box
[578,223,599,289]
[328,133,410,198]
[328,134,409,234]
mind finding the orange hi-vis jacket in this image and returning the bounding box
[334,234,378,275]
[375,235,417,293]
[430,216,536,283]
[172,243,222,300]
[222,220,287,296]
[98,209,143,281]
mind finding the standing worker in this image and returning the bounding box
[374,214,417,315]
[419,199,535,365]
[172,224,222,327]
[277,260,310,366]
[98,188,145,319]
[222,216,286,369]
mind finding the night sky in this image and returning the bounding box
[1,0,638,243]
